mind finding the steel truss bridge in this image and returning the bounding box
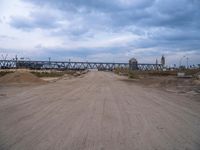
[0,60,163,71]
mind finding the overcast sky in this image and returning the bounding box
[0,0,200,65]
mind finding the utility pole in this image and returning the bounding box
[186,57,189,69]
[179,56,185,68]
[156,59,158,70]
[48,57,51,70]
[15,55,18,69]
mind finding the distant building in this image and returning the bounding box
[156,59,158,65]
[161,55,165,66]
[129,58,138,70]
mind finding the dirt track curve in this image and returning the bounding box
[0,71,200,150]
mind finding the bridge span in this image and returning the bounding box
[0,60,163,71]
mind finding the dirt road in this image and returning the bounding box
[0,71,200,150]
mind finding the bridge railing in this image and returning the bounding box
[0,60,163,71]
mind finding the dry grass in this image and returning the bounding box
[114,68,200,78]
[0,70,14,77]
[30,71,66,77]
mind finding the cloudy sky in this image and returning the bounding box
[0,0,200,65]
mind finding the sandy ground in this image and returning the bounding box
[0,71,200,150]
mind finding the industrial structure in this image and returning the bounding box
[129,58,138,70]
[161,55,165,66]
[0,59,163,71]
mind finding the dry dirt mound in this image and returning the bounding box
[0,71,46,84]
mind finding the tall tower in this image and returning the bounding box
[161,55,165,66]
[155,59,159,70]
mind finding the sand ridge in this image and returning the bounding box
[0,71,46,84]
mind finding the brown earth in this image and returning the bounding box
[0,71,200,150]
[0,71,46,84]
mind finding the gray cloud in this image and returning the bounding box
[24,0,155,12]
[23,0,200,28]
[5,0,200,64]
[15,0,200,33]
[10,11,61,30]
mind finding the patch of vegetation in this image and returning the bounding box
[114,68,179,77]
[31,71,65,77]
[0,71,14,77]
[183,69,200,75]
[114,68,129,75]
[114,68,139,79]
[128,71,140,79]
[146,71,178,76]
[115,68,200,79]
